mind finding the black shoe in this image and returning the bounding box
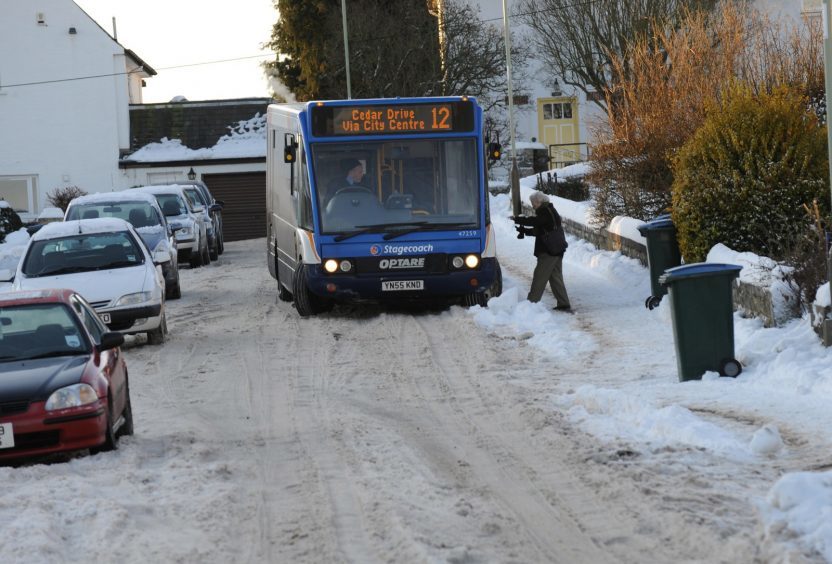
[553,305,572,312]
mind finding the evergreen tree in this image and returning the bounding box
[265,0,441,101]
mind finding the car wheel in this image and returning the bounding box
[218,232,224,255]
[168,278,182,300]
[201,239,211,265]
[189,247,203,268]
[91,401,118,454]
[209,237,219,261]
[147,312,167,345]
[118,377,134,437]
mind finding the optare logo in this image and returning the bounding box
[370,245,381,255]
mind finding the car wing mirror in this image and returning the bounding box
[153,249,171,265]
[0,268,15,283]
[99,331,124,351]
[209,203,223,213]
[215,200,225,207]
[192,205,204,214]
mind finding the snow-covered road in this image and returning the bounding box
[1,228,829,562]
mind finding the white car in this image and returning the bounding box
[10,218,168,344]
[133,185,210,268]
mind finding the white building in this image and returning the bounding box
[0,0,154,220]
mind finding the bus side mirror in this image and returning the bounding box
[284,133,297,163]
[488,142,502,162]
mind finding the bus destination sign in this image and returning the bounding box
[311,101,474,137]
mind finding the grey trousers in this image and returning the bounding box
[528,253,570,307]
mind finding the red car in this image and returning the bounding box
[0,289,133,462]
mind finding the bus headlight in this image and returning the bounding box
[452,256,464,269]
[465,255,480,269]
[339,260,352,272]
[324,259,338,273]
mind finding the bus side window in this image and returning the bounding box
[298,147,314,230]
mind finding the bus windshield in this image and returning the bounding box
[311,137,479,234]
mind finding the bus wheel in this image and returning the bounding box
[293,264,332,316]
[491,260,503,298]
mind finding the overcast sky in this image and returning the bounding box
[74,0,278,103]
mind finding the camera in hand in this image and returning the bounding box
[515,224,525,239]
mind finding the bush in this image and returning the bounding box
[0,204,23,245]
[46,186,87,212]
[671,84,829,262]
[536,172,590,202]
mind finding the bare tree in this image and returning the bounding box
[516,0,720,111]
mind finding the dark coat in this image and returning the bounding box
[515,202,564,257]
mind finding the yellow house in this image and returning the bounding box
[536,96,582,169]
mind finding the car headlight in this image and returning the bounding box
[115,291,152,306]
[175,227,192,236]
[45,383,98,411]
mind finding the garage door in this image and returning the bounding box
[202,172,266,242]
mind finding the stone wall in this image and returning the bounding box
[521,203,780,327]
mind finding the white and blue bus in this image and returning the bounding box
[266,96,502,316]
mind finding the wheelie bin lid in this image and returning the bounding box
[659,262,742,285]
[637,218,675,236]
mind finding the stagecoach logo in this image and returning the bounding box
[379,257,425,270]
[370,243,434,256]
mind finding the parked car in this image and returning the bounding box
[180,185,220,261]
[10,218,168,344]
[170,181,225,256]
[64,191,182,299]
[0,288,132,461]
[134,185,210,268]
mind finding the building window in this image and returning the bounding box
[542,102,573,121]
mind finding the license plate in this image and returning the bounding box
[382,280,424,291]
[100,313,111,324]
[0,422,14,449]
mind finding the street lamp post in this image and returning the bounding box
[823,1,832,345]
[341,0,352,100]
[502,0,521,217]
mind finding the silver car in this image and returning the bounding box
[133,185,210,268]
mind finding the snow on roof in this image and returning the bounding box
[69,190,159,206]
[124,114,266,162]
[32,217,133,241]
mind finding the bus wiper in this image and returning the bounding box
[333,222,428,242]
[382,222,479,240]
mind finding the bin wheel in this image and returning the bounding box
[719,359,742,378]
[645,296,662,310]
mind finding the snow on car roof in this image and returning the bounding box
[133,184,189,196]
[69,191,159,206]
[32,217,134,241]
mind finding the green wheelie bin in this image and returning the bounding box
[637,218,682,310]
[659,263,743,382]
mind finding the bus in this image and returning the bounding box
[266,96,502,316]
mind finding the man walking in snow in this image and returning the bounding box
[512,191,571,311]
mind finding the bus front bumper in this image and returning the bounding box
[304,257,499,301]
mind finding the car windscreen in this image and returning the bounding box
[184,188,207,207]
[66,202,164,246]
[154,194,189,216]
[311,137,480,234]
[0,303,90,361]
[22,231,145,277]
